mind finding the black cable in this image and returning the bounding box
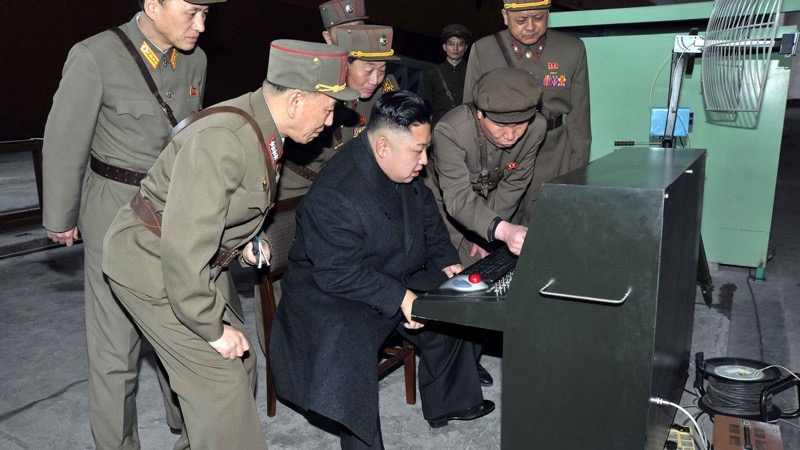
[705,376,774,417]
[745,276,766,361]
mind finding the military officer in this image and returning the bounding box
[427,67,546,265]
[425,67,546,389]
[319,0,368,44]
[41,0,225,448]
[102,40,359,450]
[463,0,591,226]
[254,25,400,356]
[278,24,400,201]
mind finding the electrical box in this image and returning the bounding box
[651,108,692,137]
[713,415,783,450]
[666,426,696,450]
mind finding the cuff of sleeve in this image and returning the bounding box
[487,216,503,242]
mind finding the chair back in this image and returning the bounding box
[263,195,303,276]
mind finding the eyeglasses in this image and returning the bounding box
[446,41,466,48]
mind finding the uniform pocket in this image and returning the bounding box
[116,99,157,119]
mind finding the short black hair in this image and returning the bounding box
[366,90,432,136]
[138,0,166,10]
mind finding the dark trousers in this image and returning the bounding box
[337,324,483,448]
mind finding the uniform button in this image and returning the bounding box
[163,59,168,67]
[525,51,533,59]
[166,91,172,98]
[494,167,500,172]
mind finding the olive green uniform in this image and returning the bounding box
[42,15,206,449]
[425,104,546,266]
[463,29,591,226]
[103,89,276,450]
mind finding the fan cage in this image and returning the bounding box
[702,0,783,112]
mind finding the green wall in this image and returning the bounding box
[551,3,797,268]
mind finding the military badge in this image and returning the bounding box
[505,162,519,170]
[267,134,282,170]
[543,74,568,87]
[139,41,160,70]
[382,78,395,92]
[548,62,559,70]
[190,86,198,96]
[169,49,178,71]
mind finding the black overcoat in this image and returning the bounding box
[270,133,460,442]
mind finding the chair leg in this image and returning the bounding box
[259,271,279,417]
[402,339,416,405]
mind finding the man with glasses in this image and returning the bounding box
[422,24,473,126]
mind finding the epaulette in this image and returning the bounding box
[382,77,396,92]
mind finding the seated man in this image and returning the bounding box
[270,90,494,449]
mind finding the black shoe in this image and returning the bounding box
[477,363,494,387]
[427,400,496,429]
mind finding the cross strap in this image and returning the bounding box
[110,27,178,127]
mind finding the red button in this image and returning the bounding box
[468,274,482,284]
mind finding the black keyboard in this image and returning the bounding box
[461,246,518,284]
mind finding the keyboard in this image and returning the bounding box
[462,246,518,284]
[428,246,518,297]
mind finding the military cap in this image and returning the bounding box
[503,0,551,11]
[268,40,359,101]
[472,68,542,124]
[319,0,368,29]
[335,25,400,61]
[442,24,473,45]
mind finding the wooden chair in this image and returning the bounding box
[258,195,416,417]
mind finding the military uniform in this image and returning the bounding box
[427,68,546,266]
[103,40,357,450]
[42,13,209,449]
[464,24,591,226]
[426,106,546,266]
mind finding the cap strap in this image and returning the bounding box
[315,83,349,93]
[350,49,395,58]
[504,0,551,10]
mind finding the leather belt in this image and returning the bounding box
[546,114,564,131]
[283,160,318,182]
[129,191,239,269]
[90,155,147,186]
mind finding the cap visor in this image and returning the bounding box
[325,86,360,101]
[357,55,401,62]
[484,109,536,124]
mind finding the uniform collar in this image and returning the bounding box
[252,88,284,168]
[128,13,179,71]
[508,30,547,61]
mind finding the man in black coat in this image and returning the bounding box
[270,90,494,449]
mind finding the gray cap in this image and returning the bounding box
[268,40,360,101]
[472,68,542,124]
[335,25,400,61]
[319,0,368,29]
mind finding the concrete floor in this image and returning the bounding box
[1,115,799,448]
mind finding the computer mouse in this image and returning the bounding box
[437,274,489,293]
